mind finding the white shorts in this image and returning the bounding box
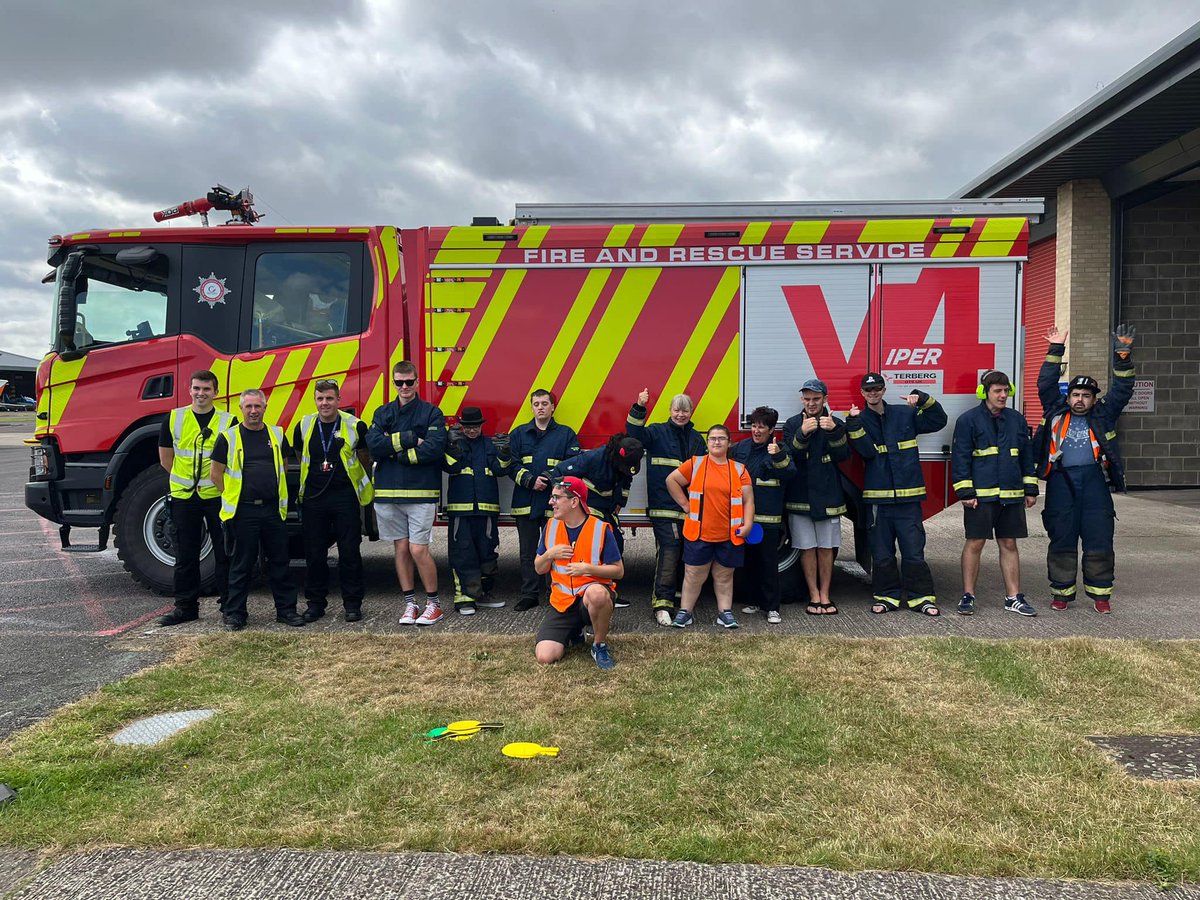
[375,502,437,544]
[789,514,841,550]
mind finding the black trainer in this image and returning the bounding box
[343,608,363,622]
[514,597,540,612]
[158,608,198,627]
[276,610,307,627]
[222,614,246,631]
[302,606,326,623]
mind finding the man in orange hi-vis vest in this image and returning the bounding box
[665,424,756,630]
[533,476,624,670]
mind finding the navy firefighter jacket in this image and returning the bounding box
[781,409,851,521]
[951,402,1037,504]
[444,433,510,516]
[845,390,947,505]
[730,437,795,526]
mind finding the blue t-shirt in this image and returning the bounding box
[538,518,622,564]
[1060,415,1097,468]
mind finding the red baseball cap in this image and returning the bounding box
[556,476,590,515]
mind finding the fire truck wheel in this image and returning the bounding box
[114,466,218,596]
[776,528,809,605]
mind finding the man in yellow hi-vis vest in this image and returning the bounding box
[209,388,303,631]
[292,379,373,623]
[156,369,235,627]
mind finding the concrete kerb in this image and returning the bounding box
[6,849,1200,900]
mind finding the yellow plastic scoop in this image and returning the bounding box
[502,742,560,759]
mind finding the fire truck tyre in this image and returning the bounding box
[114,467,217,596]
[776,528,812,605]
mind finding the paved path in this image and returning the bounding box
[4,849,1199,900]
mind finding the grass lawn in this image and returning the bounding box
[1,634,1198,884]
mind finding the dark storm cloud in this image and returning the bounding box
[0,0,1197,359]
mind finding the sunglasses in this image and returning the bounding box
[393,378,417,387]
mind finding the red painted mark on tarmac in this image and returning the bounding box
[36,519,116,632]
[94,604,174,637]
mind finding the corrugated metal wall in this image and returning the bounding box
[1022,236,1056,427]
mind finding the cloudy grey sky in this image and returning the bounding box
[1,1,1197,360]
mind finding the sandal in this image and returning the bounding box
[913,600,940,617]
[805,603,824,616]
[821,602,839,616]
[871,601,899,614]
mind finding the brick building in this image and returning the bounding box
[955,22,1200,488]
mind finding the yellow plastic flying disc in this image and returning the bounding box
[502,742,560,759]
[445,720,504,734]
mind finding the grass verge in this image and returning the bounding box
[1,634,1198,883]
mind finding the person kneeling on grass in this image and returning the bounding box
[533,476,623,671]
[665,424,755,630]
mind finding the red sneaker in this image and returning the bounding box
[416,604,444,626]
[1051,598,1069,611]
[1093,599,1112,615]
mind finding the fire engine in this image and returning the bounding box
[24,188,1043,598]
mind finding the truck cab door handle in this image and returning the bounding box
[141,374,174,400]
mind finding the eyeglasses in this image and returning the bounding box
[707,435,729,442]
[314,379,339,393]
[393,378,416,387]
[862,387,884,393]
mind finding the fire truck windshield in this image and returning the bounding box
[54,252,170,351]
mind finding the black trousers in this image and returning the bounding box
[225,503,297,621]
[170,495,228,612]
[300,485,364,612]
[869,502,935,607]
[734,525,782,611]
[516,515,549,602]
[650,517,684,609]
[448,515,500,607]
[1043,466,1116,601]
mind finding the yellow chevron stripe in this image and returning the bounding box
[311,339,359,380]
[509,268,612,431]
[691,334,741,429]
[784,221,829,243]
[69,233,91,240]
[308,228,336,234]
[228,355,276,403]
[649,266,739,423]
[434,248,503,266]
[440,226,515,248]
[931,218,975,258]
[275,228,309,234]
[605,224,635,247]
[519,226,550,248]
[640,224,684,247]
[388,339,407,403]
[371,244,385,307]
[363,372,386,424]
[380,227,400,283]
[556,268,660,430]
[858,219,934,243]
[439,270,526,417]
[971,217,1026,257]
[428,279,492,378]
[349,228,370,234]
[47,356,87,429]
[740,222,771,245]
[107,231,142,237]
[265,348,311,425]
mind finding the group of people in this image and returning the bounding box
[156,323,1137,670]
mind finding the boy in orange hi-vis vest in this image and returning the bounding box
[533,476,623,670]
[666,424,756,629]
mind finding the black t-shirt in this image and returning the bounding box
[291,418,369,496]
[211,425,291,504]
[158,408,219,449]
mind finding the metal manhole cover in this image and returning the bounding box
[111,709,216,746]
[1087,734,1200,780]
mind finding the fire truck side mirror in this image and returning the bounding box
[56,249,88,358]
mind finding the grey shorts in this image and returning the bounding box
[375,502,437,544]
[789,514,842,550]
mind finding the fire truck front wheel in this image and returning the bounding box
[114,467,217,596]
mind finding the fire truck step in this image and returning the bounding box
[59,524,111,553]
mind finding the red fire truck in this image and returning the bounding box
[24,191,1043,597]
